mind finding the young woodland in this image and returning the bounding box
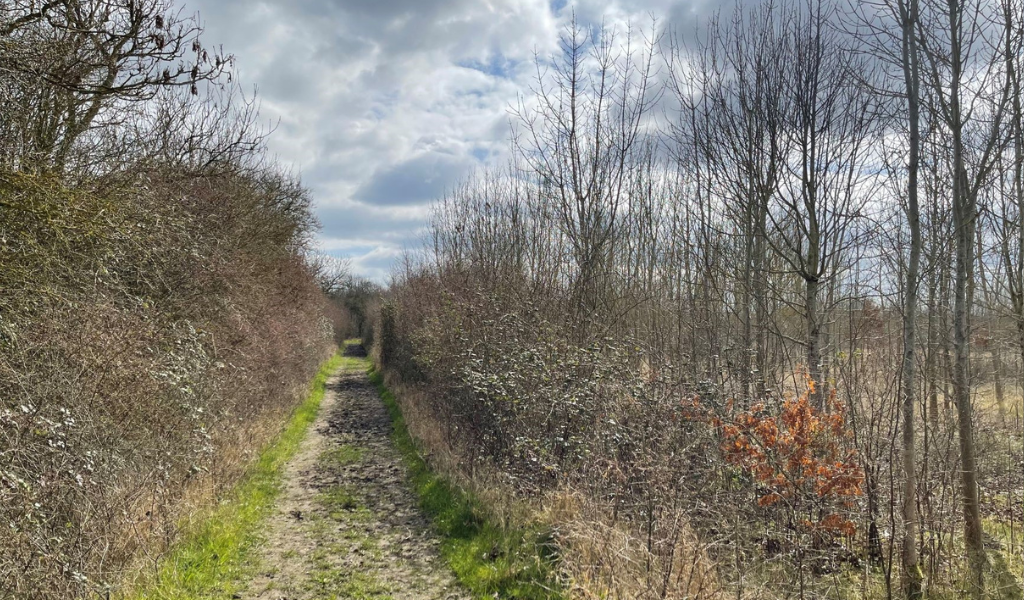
[374,0,1024,598]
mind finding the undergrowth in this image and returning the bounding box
[121,352,346,599]
[368,367,564,600]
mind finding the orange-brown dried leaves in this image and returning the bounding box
[714,376,863,536]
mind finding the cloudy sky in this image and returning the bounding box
[186,0,718,281]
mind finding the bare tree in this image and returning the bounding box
[0,0,230,170]
[512,15,660,339]
[764,0,879,407]
[667,1,791,398]
[918,0,1011,594]
[896,0,924,595]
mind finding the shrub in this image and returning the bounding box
[0,169,333,597]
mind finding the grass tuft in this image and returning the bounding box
[318,444,365,467]
[320,485,362,513]
[120,352,345,600]
[368,367,564,600]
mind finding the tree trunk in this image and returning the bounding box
[741,186,755,400]
[899,1,923,595]
[806,274,823,407]
[927,276,940,428]
[754,215,769,396]
[952,149,986,600]
[992,348,1007,422]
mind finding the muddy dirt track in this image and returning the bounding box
[241,356,466,600]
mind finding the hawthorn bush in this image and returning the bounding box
[376,268,740,598]
[0,2,337,593]
[375,270,873,597]
[0,168,333,597]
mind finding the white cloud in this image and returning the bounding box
[185,0,726,282]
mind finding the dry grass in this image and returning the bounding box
[543,491,721,600]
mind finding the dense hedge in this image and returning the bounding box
[0,170,333,597]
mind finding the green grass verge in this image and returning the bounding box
[120,352,346,600]
[368,367,564,600]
